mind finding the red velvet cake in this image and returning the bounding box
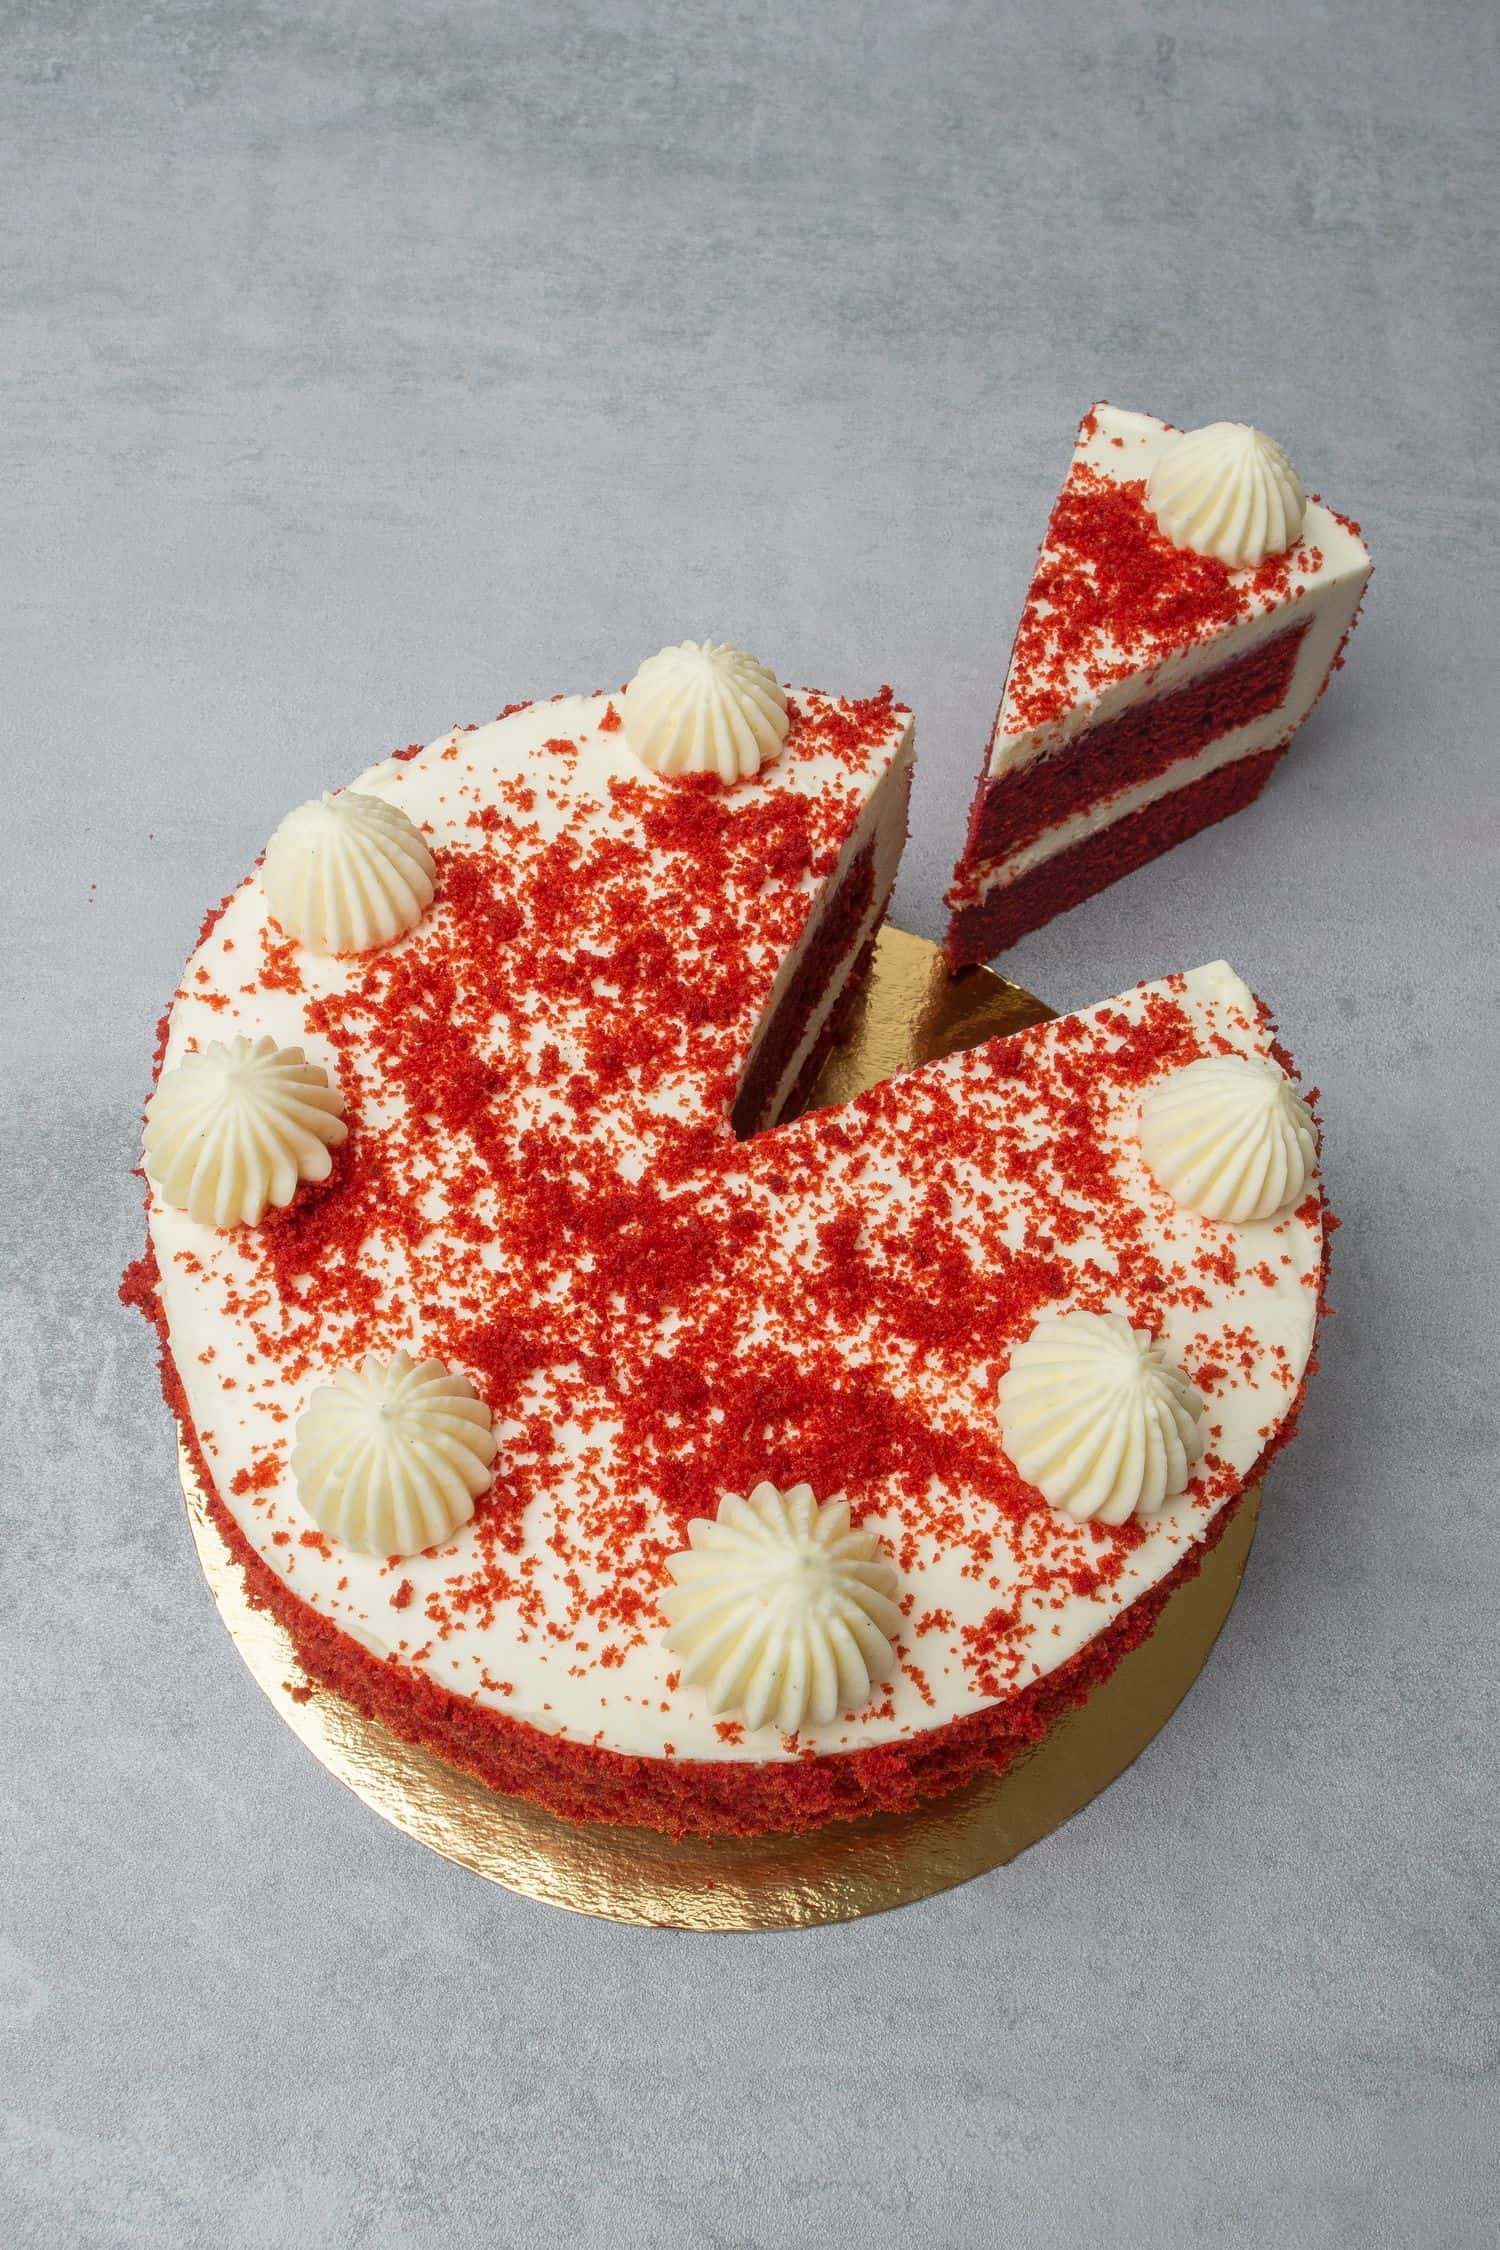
[946,405,1371,966]
[127,642,1331,1840]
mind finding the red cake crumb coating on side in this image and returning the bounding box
[124,1221,1329,1839]
[205,1477,1254,1835]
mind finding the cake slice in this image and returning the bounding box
[946,404,1371,966]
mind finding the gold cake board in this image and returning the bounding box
[180,926,1261,1930]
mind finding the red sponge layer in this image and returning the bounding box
[962,623,1306,872]
[947,741,1286,967]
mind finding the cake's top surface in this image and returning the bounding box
[147,682,1323,1767]
[994,403,1370,751]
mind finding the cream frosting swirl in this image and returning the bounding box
[661,1481,902,1734]
[1137,1054,1316,1224]
[1146,422,1306,566]
[290,1352,497,1556]
[143,1036,347,1228]
[997,1312,1206,1527]
[262,790,436,955]
[623,642,789,782]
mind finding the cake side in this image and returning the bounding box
[122,1234,1277,1840]
[135,909,1326,1799]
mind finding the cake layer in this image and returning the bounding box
[947,745,1286,961]
[733,738,911,1140]
[963,624,1306,870]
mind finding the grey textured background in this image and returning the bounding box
[3,3,1497,2245]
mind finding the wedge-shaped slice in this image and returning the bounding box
[947,403,1370,966]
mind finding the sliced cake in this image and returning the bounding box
[946,404,1371,966]
[126,644,1329,1840]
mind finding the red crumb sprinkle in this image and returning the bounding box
[155,856,1302,1697]
[597,701,622,733]
[962,1604,1024,1699]
[228,1454,279,1497]
[391,1579,415,1612]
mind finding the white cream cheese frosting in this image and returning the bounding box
[623,642,790,782]
[262,790,437,955]
[1146,422,1306,567]
[1137,1054,1317,1225]
[290,1352,498,1557]
[996,1313,1206,1527]
[662,1482,902,1735]
[142,1036,347,1228]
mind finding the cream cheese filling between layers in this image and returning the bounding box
[968,709,1296,901]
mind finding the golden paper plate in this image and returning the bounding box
[180,926,1261,1928]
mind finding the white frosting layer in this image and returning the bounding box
[984,404,1370,785]
[663,1483,902,1735]
[997,1312,1206,1527]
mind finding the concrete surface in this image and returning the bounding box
[3,3,1497,2245]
